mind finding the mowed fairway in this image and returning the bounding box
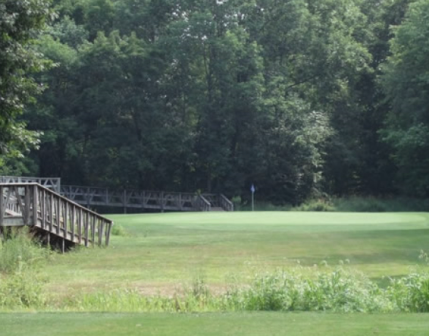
[2,313,429,336]
[43,212,429,297]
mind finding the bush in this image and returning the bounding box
[387,272,429,312]
[111,224,127,236]
[333,196,429,212]
[293,200,335,212]
[225,268,389,313]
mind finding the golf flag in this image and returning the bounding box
[251,184,255,193]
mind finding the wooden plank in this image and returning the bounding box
[50,193,54,233]
[161,192,164,212]
[105,221,112,246]
[4,188,11,213]
[0,186,3,227]
[32,185,38,225]
[78,208,83,245]
[71,205,75,239]
[85,211,89,247]
[1,217,24,226]
[56,196,60,235]
[98,220,104,246]
[24,186,30,225]
[64,201,68,238]
[91,215,96,247]
[15,187,25,220]
[41,188,46,229]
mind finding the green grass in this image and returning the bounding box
[2,312,429,336]
[40,212,429,300]
[2,212,429,333]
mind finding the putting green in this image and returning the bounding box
[117,211,429,231]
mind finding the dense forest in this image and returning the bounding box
[1,0,429,205]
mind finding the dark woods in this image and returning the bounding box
[2,0,429,204]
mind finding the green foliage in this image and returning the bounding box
[0,270,46,309]
[387,272,429,313]
[225,267,390,313]
[110,224,127,236]
[293,200,335,212]
[0,229,52,274]
[0,0,53,168]
[52,267,429,313]
[381,0,429,196]
[6,0,429,203]
[22,0,379,203]
[333,196,429,212]
[0,230,50,309]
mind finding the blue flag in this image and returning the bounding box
[250,184,255,193]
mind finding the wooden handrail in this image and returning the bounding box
[196,194,211,211]
[0,183,113,247]
[220,194,234,212]
[0,176,61,193]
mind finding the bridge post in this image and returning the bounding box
[161,192,164,213]
[86,186,91,209]
[123,190,127,214]
[32,185,38,225]
[141,191,146,211]
[0,185,3,227]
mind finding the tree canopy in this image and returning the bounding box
[0,0,53,173]
[4,0,429,203]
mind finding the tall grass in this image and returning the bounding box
[56,266,429,313]
[0,229,51,309]
[0,228,52,274]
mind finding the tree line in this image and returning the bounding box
[1,0,429,204]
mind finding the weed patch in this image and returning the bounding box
[0,229,52,274]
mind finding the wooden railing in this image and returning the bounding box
[202,193,234,212]
[195,194,211,212]
[1,176,234,213]
[60,185,218,212]
[0,176,61,193]
[1,183,113,247]
[220,194,234,212]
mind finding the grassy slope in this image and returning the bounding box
[2,313,429,336]
[42,212,429,298]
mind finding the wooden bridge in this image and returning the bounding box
[0,183,113,252]
[60,185,234,212]
[0,176,233,251]
[0,177,234,213]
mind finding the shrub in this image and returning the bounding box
[293,200,335,212]
[333,196,429,212]
[387,272,429,312]
[111,224,127,236]
[225,268,389,313]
